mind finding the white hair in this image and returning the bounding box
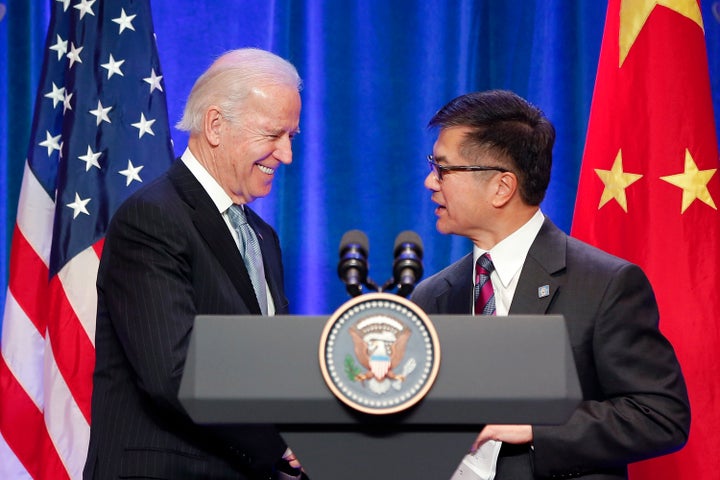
[176,48,301,133]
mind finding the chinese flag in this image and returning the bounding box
[571,0,720,478]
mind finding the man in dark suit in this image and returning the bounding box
[410,90,690,479]
[84,48,306,479]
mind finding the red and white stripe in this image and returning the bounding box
[0,161,100,480]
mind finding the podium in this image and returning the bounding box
[179,314,581,479]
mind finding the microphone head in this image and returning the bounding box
[339,229,369,256]
[393,231,424,297]
[338,230,370,296]
[393,230,423,258]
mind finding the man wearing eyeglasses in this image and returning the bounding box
[410,90,689,480]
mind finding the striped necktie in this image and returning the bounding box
[227,205,268,315]
[474,253,496,315]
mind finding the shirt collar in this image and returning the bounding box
[473,209,545,288]
[181,147,234,214]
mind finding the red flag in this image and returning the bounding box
[572,0,720,478]
[0,1,173,478]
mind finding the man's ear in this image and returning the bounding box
[204,106,223,147]
[492,171,518,207]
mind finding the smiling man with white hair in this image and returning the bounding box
[84,48,307,480]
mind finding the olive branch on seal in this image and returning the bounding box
[344,354,362,381]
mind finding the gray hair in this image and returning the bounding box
[176,48,302,133]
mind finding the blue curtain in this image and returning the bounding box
[2,0,719,319]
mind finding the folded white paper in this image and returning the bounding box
[449,440,502,480]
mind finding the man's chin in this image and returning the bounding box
[435,219,452,235]
[252,185,273,200]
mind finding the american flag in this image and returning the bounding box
[0,0,173,478]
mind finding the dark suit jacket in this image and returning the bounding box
[84,160,290,479]
[410,218,690,480]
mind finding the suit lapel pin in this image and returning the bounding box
[538,285,550,298]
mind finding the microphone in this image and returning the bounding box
[338,230,370,297]
[392,231,424,297]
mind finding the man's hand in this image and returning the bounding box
[471,424,533,453]
[282,448,302,469]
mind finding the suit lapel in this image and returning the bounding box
[429,254,474,314]
[509,218,566,315]
[167,161,261,314]
[447,255,475,313]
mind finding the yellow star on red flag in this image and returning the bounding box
[595,149,643,212]
[618,0,703,66]
[660,148,717,213]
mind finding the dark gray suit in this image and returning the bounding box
[411,218,690,479]
[84,160,289,479]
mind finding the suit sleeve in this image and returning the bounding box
[531,263,690,477]
[101,198,199,413]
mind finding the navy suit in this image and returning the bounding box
[84,160,289,479]
[411,218,689,479]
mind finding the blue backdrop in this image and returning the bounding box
[1,1,719,319]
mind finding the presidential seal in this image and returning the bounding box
[319,292,441,415]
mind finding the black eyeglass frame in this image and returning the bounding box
[426,155,510,181]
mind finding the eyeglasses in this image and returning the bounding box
[426,155,509,181]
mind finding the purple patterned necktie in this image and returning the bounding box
[474,253,496,315]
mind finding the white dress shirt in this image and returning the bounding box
[472,209,545,316]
